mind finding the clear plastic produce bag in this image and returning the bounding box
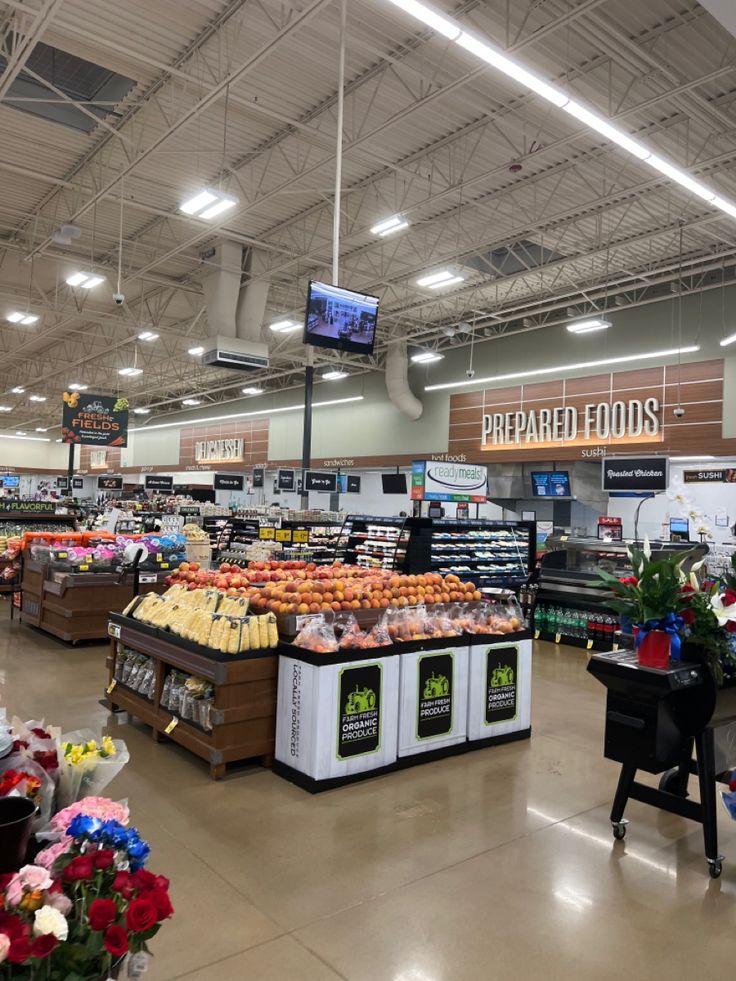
[56,729,129,809]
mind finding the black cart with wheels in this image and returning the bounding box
[587,649,736,878]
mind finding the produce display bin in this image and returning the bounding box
[274,646,400,792]
[106,613,277,779]
[398,644,469,760]
[467,632,532,746]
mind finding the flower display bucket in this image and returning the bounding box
[0,796,36,872]
[636,629,671,669]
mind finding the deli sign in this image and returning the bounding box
[482,398,660,448]
[194,438,244,464]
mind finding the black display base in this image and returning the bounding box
[466,726,532,751]
[271,759,399,794]
[397,740,469,769]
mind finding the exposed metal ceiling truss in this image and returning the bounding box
[0,0,735,431]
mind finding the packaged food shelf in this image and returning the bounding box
[105,614,277,779]
[334,515,409,571]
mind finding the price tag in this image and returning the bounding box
[79,564,89,571]
[275,528,292,543]
[106,679,117,695]
[139,573,157,583]
[534,629,540,640]
[292,529,309,544]
[559,536,568,542]
[108,622,121,639]
[156,553,162,562]
[58,551,68,559]
[554,633,561,644]
[259,527,275,540]
[164,717,178,735]
[586,639,594,650]
[160,563,169,570]
[612,642,620,652]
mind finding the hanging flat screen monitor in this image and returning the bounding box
[1,475,19,488]
[670,517,689,539]
[304,281,379,355]
[531,471,571,498]
[382,473,407,494]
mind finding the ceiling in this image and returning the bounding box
[1,0,736,433]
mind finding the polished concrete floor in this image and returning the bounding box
[3,604,736,980]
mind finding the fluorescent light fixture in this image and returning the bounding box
[456,31,569,107]
[411,351,444,363]
[118,367,142,377]
[187,346,204,356]
[0,406,11,412]
[647,155,715,202]
[181,398,201,406]
[720,332,736,347]
[417,269,464,288]
[0,432,49,442]
[425,345,700,391]
[671,455,715,461]
[713,196,736,220]
[35,427,47,432]
[242,386,263,395]
[371,215,409,236]
[10,387,24,394]
[566,317,611,334]
[322,370,348,380]
[7,312,38,325]
[138,331,159,341]
[66,272,104,288]
[29,395,46,402]
[128,396,364,433]
[562,100,650,161]
[15,431,26,436]
[383,0,461,39]
[133,407,150,415]
[270,319,301,333]
[180,189,237,219]
[68,383,88,391]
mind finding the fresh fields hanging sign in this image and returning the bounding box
[482,398,660,448]
[61,393,129,447]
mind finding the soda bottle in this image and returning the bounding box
[604,615,617,648]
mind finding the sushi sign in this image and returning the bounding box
[194,438,244,463]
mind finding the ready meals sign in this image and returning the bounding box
[194,438,244,463]
[482,397,660,448]
[412,460,487,502]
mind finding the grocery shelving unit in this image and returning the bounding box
[334,514,409,570]
[404,518,535,589]
[106,614,277,778]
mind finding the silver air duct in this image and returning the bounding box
[385,337,422,420]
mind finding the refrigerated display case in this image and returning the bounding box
[334,515,409,570]
[534,536,707,650]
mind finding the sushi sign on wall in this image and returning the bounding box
[194,438,244,464]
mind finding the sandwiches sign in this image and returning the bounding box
[411,460,487,502]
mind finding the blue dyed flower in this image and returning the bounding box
[126,831,150,870]
[67,814,102,839]
[99,820,129,848]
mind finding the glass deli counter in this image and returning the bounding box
[533,537,707,651]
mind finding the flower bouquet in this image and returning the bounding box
[0,796,172,979]
[678,577,736,685]
[56,733,129,811]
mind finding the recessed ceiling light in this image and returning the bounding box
[371,215,409,236]
[416,270,464,289]
[118,367,142,376]
[15,431,26,436]
[411,351,444,363]
[0,406,11,413]
[10,387,24,394]
[29,395,46,402]
[242,386,263,395]
[671,455,716,461]
[138,331,159,341]
[182,398,201,406]
[720,332,736,348]
[7,312,38,325]
[68,383,88,391]
[66,272,104,289]
[35,427,47,432]
[187,346,204,356]
[566,318,611,334]
[133,407,150,415]
[322,370,348,380]
[269,319,301,333]
[180,189,237,220]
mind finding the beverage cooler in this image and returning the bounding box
[533,537,706,651]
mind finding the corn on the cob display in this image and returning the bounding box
[125,583,277,653]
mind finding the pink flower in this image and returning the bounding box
[0,933,10,963]
[35,839,72,871]
[43,891,72,916]
[5,866,52,906]
[50,797,129,832]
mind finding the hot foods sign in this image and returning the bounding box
[482,397,660,449]
[194,438,244,464]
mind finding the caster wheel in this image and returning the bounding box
[612,821,627,840]
[708,859,723,879]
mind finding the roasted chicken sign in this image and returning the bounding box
[61,393,129,447]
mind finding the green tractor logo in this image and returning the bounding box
[490,665,514,688]
[345,686,376,715]
[423,673,450,699]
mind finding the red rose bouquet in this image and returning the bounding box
[0,797,172,979]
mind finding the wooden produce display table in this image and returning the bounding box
[106,614,277,779]
[21,561,168,643]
